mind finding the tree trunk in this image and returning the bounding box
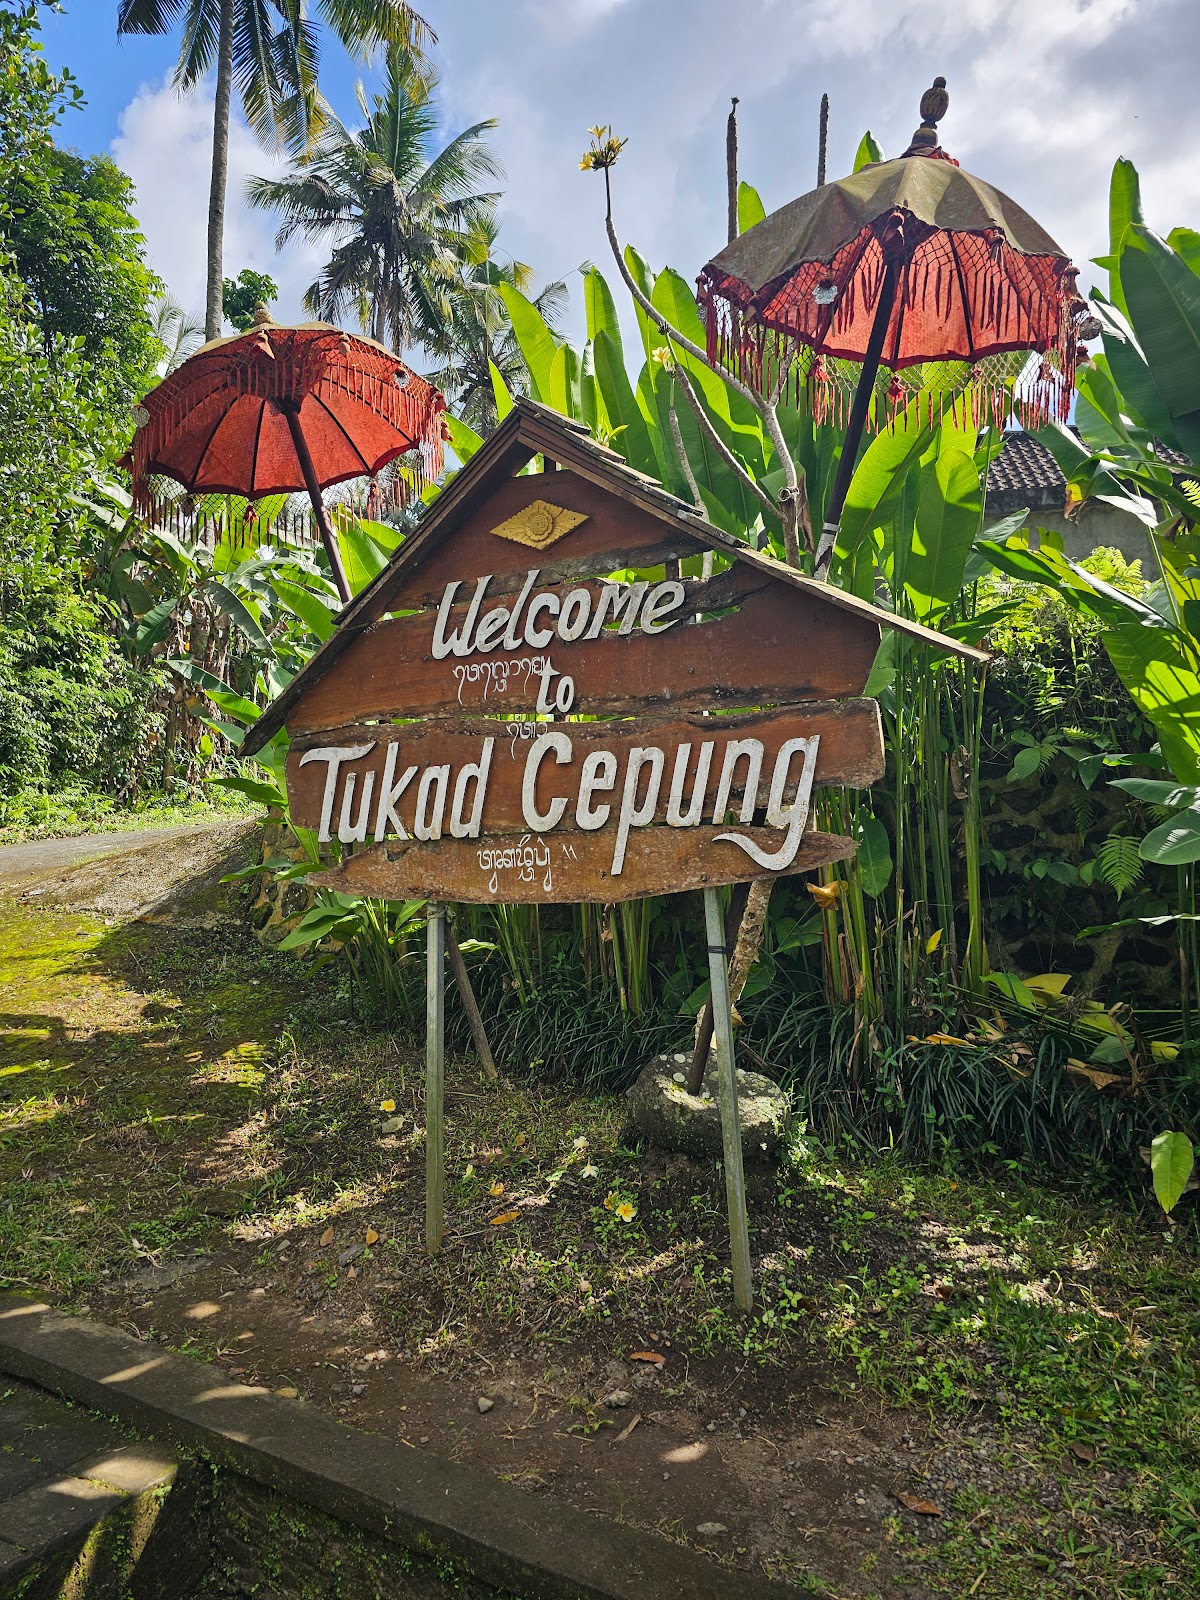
[205,0,236,342]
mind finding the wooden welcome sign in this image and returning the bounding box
[244,399,983,1303]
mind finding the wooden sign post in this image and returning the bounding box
[425,901,446,1254]
[244,399,984,1303]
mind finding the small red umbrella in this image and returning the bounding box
[697,79,1093,575]
[129,309,448,602]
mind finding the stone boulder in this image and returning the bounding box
[621,1053,791,1163]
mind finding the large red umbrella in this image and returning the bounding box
[697,79,1092,575]
[129,309,448,602]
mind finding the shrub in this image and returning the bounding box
[0,585,164,803]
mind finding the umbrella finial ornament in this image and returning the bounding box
[908,75,949,153]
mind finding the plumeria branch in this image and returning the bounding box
[666,401,705,514]
[669,359,777,526]
[580,134,805,553]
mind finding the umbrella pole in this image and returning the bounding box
[282,406,352,605]
[813,256,899,581]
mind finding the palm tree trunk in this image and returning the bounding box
[205,0,236,342]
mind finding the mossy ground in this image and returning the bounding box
[2,898,1198,1598]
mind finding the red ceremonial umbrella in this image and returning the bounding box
[697,79,1093,575]
[128,308,448,602]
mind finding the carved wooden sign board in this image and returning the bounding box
[245,400,983,905]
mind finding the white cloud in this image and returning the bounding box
[112,0,1200,362]
[113,75,326,327]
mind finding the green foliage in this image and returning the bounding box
[736,180,766,233]
[2,146,161,401]
[0,586,164,803]
[853,131,883,171]
[1095,833,1143,898]
[222,267,278,332]
[1150,1129,1195,1214]
[0,3,83,202]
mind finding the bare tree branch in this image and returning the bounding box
[671,361,775,524]
[600,170,799,497]
[667,402,704,513]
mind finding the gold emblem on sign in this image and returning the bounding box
[491,499,588,550]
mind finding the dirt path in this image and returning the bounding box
[0,820,261,923]
[0,824,222,880]
[0,866,1187,1596]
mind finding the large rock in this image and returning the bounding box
[621,1053,791,1163]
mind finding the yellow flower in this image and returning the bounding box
[489,1180,505,1197]
[615,1201,636,1223]
[580,124,627,172]
[379,1099,396,1112]
[604,1192,617,1211]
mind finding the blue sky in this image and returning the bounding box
[40,1,1200,354]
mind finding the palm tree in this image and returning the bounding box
[426,215,569,433]
[149,292,205,373]
[247,47,502,355]
[116,1,432,342]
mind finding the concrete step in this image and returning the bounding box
[0,1380,176,1594]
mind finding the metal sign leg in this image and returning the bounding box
[425,901,446,1257]
[703,887,753,1312]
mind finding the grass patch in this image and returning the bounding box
[2,904,1197,1594]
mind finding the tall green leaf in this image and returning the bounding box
[548,342,582,418]
[1119,224,1200,460]
[1103,156,1143,316]
[593,329,656,476]
[853,814,893,897]
[737,181,766,233]
[1167,227,1200,279]
[498,283,558,403]
[853,132,882,172]
[1150,1130,1195,1215]
[1104,620,1200,782]
[836,407,932,566]
[905,449,981,623]
[133,594,180,655]
[203,581,272,653]
[334,519,389,596]
[1139,811,1200,866]
[1091,296,1178,445]
[271,578,336,642]
[583,267,623,360]
[489,359,514,423]
[444,413,483,464]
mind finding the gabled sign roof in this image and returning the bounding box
[242,397,984,757]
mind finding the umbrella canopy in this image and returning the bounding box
[130,313,448,510]
[698,93,1088,431]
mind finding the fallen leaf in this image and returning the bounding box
[630,1350,665,1367]
[319,1226,334,1247]
[1065,1059,1125,1091]
[347,1265,357,1280]
[895,1492,942,1516]
[1069,1441,1096,1462]
[365,1228,379,1246]
[490,1210,520,1226]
